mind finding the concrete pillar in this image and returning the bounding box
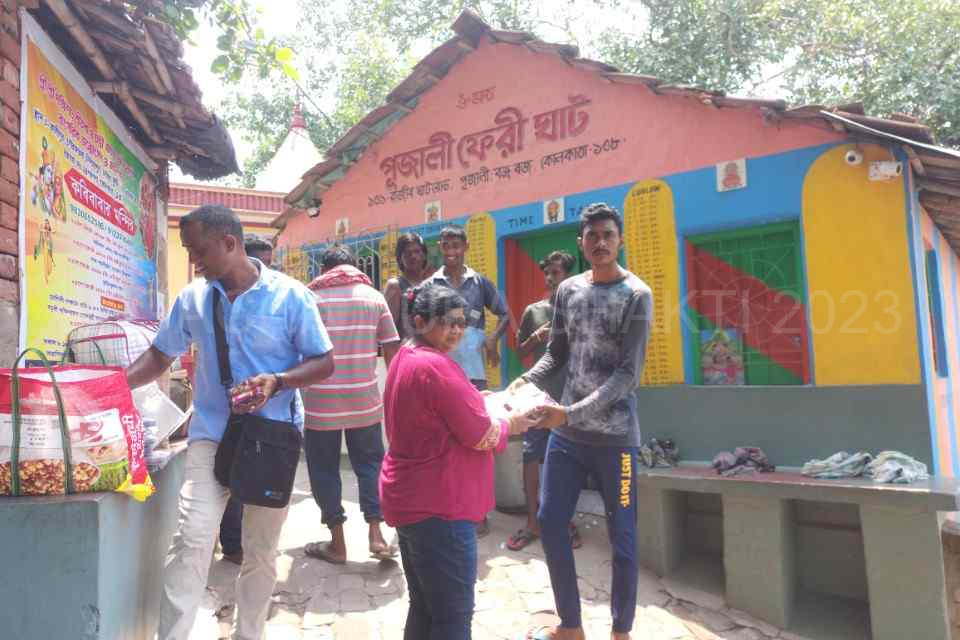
[0,448,186,639]
[860,505,948,640]
[636,486,684,576]
[723,495,795,629]
[0,298,17,367]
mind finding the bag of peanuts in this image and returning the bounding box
[0,348,154,501]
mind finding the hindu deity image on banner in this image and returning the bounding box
[20,23,158,360]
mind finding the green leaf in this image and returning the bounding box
[275,47,294,63]
[281,61,301,81]
[211,54,230,74]
[217,32,235,50]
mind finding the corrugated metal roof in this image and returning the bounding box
[169,185,285,214]
[817,111,960,250]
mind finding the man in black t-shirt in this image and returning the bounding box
[515,204,652,640]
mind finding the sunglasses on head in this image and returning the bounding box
[438,316,467,328]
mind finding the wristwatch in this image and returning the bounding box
[271,372,285,396]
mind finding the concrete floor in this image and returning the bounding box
[188,460,812,640]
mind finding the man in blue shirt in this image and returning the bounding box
[218,235,279,567]
[125,205,334,640]
[430,225,508,390]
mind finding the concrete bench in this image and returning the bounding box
[636,465,960,640]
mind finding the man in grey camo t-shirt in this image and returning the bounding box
[513,203,652,640]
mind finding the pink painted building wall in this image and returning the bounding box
[276,34,955,476]
[278,38,841,246]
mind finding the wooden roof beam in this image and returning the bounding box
[87,25,136,54]
[157,132,210,158]
[142,23,176,95]
[139,55,168,97]
[925,204,960,219]
[919,179,960,199]
[903,145,925,177]
[73,0,139,37]
[833,110,933,142]
[916,154,960,171]
[44,0,116,80]
[90,80,163,143]
[926,211,960,226]
[142,18,183,59]
[921,193,960,215]
[146,145,177,161]
[130,86,187,128]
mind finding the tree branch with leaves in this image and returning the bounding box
[139,0,300,82]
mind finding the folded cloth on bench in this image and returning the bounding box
[639,438,680,468]
[802,451,873,479]
[864,451,929,484]
[712,446,775,476]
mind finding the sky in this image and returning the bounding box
[172,0,648,185]
[170,0,303,184]
[182,0,303,110]
[180,0,644,114]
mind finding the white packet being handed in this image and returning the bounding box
[483,382,557,423]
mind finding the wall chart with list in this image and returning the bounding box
[624,179,684,385]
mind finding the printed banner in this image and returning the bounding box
[20,17,158,360]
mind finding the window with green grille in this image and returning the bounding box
[685,221,809,385]
[925,249,949,378]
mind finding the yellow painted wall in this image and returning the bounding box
[624,179,684,385]
[379,230,400,290]
[465,212,501,389]
[166,229,190,309]
[165,223,274,308]
[803,144,920,384]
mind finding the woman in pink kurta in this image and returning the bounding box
[380,283,537,640]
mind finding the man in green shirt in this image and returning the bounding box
[507,250,578,552]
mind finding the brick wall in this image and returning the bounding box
[0,0,20,367]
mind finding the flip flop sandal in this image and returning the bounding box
[369,544,398,560]
[507,528,540,551]
[524,625,555,640]
[304,541,346,565]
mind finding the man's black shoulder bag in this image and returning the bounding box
[211,288,301,508]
